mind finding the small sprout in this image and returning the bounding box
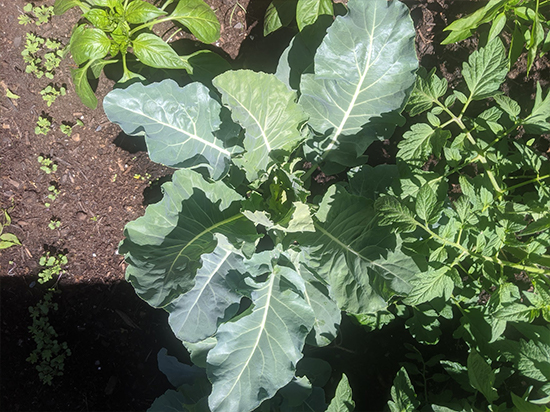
[35,116,52,135]
[19,3,54,26]
[5,88,20,99]
[40,85,66,107]
[112,174,117,182]
[90,216,98,222]
[47,184,59,202]
[48,219,61,230]
[37,155,57,174]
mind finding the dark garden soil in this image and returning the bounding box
[1,1,549,411]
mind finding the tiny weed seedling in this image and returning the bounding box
[48,219,61,230]
[60,119,83,137]
[40,84,66,107]
[133,173,151,181]
[35,116,51,135]
[45,184,60,207]
[18,3,54,26]
[21,33,64,80]
[37,155,57,174]
[38,251,67,284]
[27,290,71,386]
[0,206,21,250]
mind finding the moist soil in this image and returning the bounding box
[1,1,549,411]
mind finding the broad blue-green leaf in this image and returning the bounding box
[295,186,417,314]
[157,348,205,388]
[166,236,246,343]
[118,168,258,308]
[327,374,354,412]
[296,0,333,31]
[462,38,508,100]
[132,33,192,70]
[104,79,232,179]
[206,251,315,412]
[125,0,166,24]
[299,0,417,164]
[404,268,456,306]
[523,83,550,134]
[388,367,419,412]
[294,256,340,347]
[213,70,308,181]
[347,165,399,201]
[148,389,187,412]
[70,26,110,65]
[406,68,448,116]
[169,0,220,44]
[467,350,498,403]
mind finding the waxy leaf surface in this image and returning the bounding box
[118,169,258,308]
[207,252,315,412]
[299,0,417,164]
[104,79,232,179]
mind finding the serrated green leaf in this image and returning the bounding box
[493,303,537,323]
[104,80,233,179]
[523,82,550,134]
[416,183,441,225]
[388,367,419,412]
[517,339,550,382]
[493,94,521,118]
[327,374,355,412]
[398,123,450,166]
[299,0,417,164]
[70,27,110,65]
[132,33,191,70]
[206,252,315,412]
[467,349,498,403]
[462,38,508,100]
[118,168,258,308]
[166,236,246,343]
[169,0,220,44]
[404,267,455,306]
[376,195,418,233]
[406,68,448,116]
[296,187,417,315]
[213,70,307,181]
[296,0,333,31]
[488,12,507,42]
[125,0,166,24]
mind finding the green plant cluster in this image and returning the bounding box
[37,0,548,410]
[37,251,67,284]
[26,290,71,385]
[37,155,57,174]
[40,84,66,107]
[0,206,21,250]
[18,3,54,26]
[21,33,64,80]
[442,0,550,74]
[54,0,222,108]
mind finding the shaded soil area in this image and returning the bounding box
[1,0,549,411]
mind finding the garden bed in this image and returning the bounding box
[1,0,549,411]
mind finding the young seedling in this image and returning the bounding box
[35,115,51,135]
[60,119,83,137]
[37,155,57,174]
[21,33,64,79]
[40,84,66,107]
[37,251,67,284]
[45,184,59,207]
[18,3,54,26]
[0,207,21,250]
[48,219,61,230]
[27,290,71,386]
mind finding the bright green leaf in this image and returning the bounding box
[327,374,355,412]
[296,0,333,31]
[70,27,110,65]
[125,0,166,24]
[404,267,456,306]
[169,0,220,44]
[132,33,191,70]
[467,349,498,403]
[388,367,419,412]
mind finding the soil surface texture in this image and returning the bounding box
[1,0,549,411]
